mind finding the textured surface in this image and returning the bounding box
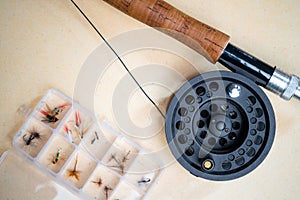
[0,0,300,199]
[103,0,230,63]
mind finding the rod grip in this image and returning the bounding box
[103,0,230,63]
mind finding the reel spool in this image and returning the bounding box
[165,71,276,181]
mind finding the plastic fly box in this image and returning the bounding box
[2,89,162,200]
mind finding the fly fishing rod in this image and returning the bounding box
[103,0,300,101]
[70,0,297,181]
[98,0,297,181]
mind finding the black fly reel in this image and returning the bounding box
[165,71,275,181]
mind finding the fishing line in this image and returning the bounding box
[70,0,166,118]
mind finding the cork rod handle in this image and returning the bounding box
[103,0,230,63]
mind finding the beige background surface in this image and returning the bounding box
[1,0,300,199]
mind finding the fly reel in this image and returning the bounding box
[165,71,275,181]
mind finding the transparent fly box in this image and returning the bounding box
[2,89,163,200]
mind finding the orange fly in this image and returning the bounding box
[67,154,81,181]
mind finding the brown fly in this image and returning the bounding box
[22,128,42,146]
[91,131,99,144]
[108,150,131,174]
[103,185,113,200]
[91,177,102,188]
